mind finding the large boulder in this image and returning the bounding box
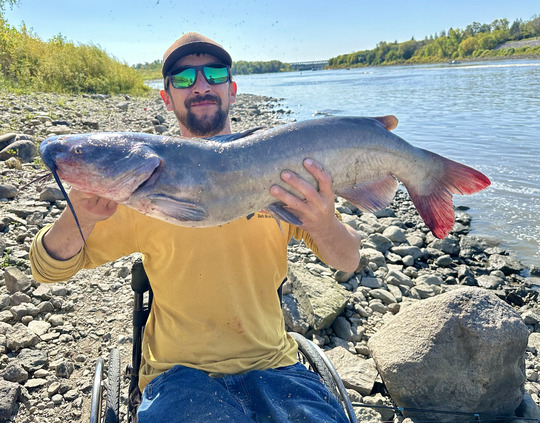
[325,346,378,395]
[283,262,348,332]
[4,267,33,294]
[368,287,527,421]
[0,379,20,421]
[0,139,36,163]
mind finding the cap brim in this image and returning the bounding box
[162,42,232,77]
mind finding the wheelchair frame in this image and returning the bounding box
[90,258,357,423]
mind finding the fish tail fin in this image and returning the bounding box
[407,155,491,239]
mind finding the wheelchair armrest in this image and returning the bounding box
[132,258,150,293]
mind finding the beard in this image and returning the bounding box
[175,94,230,137]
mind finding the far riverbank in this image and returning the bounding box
[324,49,540,70]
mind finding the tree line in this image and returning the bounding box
[231,60,292,75]
[328,16,540,68]
[133,59,292,80]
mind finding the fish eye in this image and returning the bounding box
[73,146,83,154]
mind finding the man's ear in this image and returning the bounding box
[229,81,237,105]
[160,89,174,111]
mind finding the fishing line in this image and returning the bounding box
[351,402,540,422]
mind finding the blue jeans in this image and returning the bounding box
[137,362,349,422]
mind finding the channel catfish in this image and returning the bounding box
[39,116,490,240]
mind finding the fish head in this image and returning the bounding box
[39,133,162,202]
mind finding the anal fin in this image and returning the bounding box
[336,175,398,212]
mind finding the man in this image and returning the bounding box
[30,32,362,422]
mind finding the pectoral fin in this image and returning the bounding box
[337,175,399,212]
[266,202,303,226]
[148,194,208,221]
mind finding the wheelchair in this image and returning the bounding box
[90,258,357,423]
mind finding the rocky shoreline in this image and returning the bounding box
[0,91,539,422]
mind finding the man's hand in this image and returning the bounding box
[269,159,335,235]
[270,159,362,272]
[42,189,118,260]
[67,189,118,226]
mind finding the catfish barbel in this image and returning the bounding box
[39,115,490,240]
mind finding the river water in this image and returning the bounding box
[149,60,540,269]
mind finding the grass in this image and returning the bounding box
[0,18,150,95]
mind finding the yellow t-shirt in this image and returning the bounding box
[30,205,321,390]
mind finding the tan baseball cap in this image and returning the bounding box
[162,32,232,77]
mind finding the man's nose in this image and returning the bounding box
[193,70,211,93]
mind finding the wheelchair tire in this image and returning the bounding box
[289,332,357,423]
[90,357,104,423]
[104,348,121,423]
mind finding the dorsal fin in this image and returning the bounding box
[373,115,399,131]
[204,126,265,143]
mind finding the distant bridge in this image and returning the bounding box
[289,60,328,71]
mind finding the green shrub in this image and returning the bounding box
[0,18,149,94]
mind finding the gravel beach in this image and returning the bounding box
[1,90,540,422]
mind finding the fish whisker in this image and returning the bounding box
[48,167,88,247]
[15,172,53,198]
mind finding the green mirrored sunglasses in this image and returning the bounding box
[166,64,231,89]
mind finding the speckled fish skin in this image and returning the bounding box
[39,116,490,239]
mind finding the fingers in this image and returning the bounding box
[269,159,335,229]
[67,188,118,222]
[303,159,333,196]
[83,196,118,216]
[68,188,93,201]
[270,181,305,210]
[270,159,332,203]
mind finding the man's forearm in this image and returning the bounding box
[42,209,95,260]
[309,216,362,273]
[40,189,119,261]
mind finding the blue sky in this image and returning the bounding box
[3,0,539,66]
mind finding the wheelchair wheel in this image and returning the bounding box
[104,348,121,423]
[90,357,105,423]
[289,332,357,423]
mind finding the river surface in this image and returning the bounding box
[149,60,540,269]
